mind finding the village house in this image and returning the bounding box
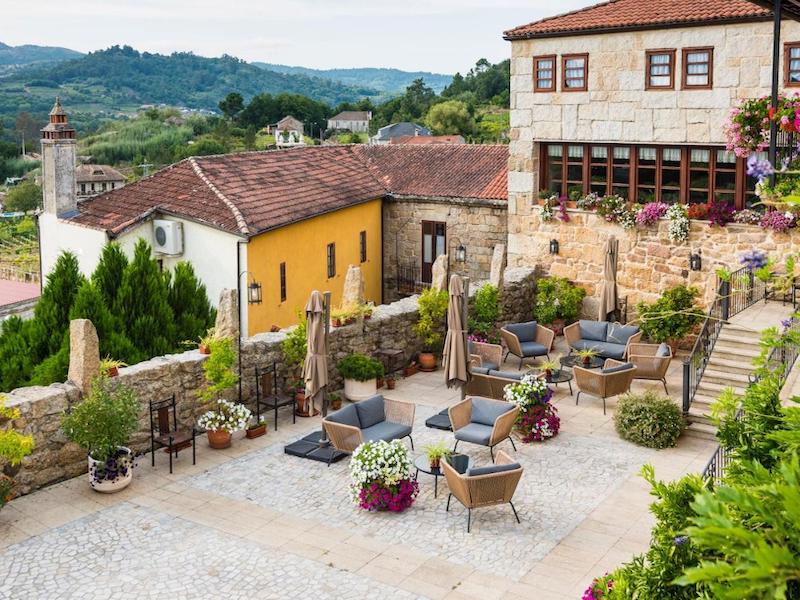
[370,122,431,144]
[272,115,305,146]
[75,164,126,198]
[327,110,372,133]
[390,134,465,145]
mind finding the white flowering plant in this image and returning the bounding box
[197,399,251,433]
[503,374,560,443]
[539,194,557,222]
[349,440,418,512]
[667,203,690,243]
[503,374,552,408]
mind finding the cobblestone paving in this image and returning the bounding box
[0,503,416,600]
[188,407,652,580]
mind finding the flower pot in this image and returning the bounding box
[246,424,267,439]
[403,364,418,377]
[330,397,343,411]
[106,366,119,377]
[344,378,378,402]
[548,319,566,337]
[88,447,133,493]
[377,377,384,389]
[199,344,211,355]
[332,318,342,328]
[386,378,396,390]
[418,352,437,372]
[295,391,317,417]
[582,357,591,366]
[429,457,441,470]
[544,369,553,382]
[206,429,232,449]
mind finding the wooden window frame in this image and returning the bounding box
[561,53,588,92]
[645,49,676,90]
[682,47,713,90]
[279,262,286,303]
[326,243,336,279]
[533,54,557,92]
[359,230,367,263]
[785,42,800,87]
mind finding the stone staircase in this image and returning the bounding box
[685,324,761,441]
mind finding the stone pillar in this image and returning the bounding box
[341,264,365,307]
[215,288,240,339]
[431,254,448,291]
[67,319,100,395]
[489,243,506,288]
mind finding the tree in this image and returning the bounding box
[0,317,35,391]
[218,92,244,121]
[91,243,128,308]
[243,125,257,150]
[70,281,139,364]
[425,100,475,136]
[167,261,215,347]
[4,182,42,212]
[14,112,40,154]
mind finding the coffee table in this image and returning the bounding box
[560,354,605,370]
[414,454,473,498]
[543,369,574,395]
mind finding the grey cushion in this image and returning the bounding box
[656,343,671,357]
[361,421,412,443]
[454,422,493,445]
[480,361,500,371]
[488,370,523,381]
[505,321,538,343]
[519,341,548,358]
[572,340,626,359]
[602,362,634,374]
[579,320,608,342]
[326,404,360,429]
[471,397,514,427]
[468,462,521,476]
[355,395,385,429]
[471,366,490,375]
[467,340,474,354]
[606,323,640,345]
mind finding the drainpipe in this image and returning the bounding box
[236,240,244,403]
[768,0,783,186]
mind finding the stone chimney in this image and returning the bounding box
[41,97,77,217]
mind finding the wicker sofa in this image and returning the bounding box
[449,396,519,460]
[322,395,415,461]
[564,320,642,360]
[466,368,522,400]
[500,321,555,368]
[573,359,637,414]
[628,343,673,394]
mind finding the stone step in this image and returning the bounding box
[691,392,725,408]
[701,368,752,386]
[687,406,714,424]
[710,344,761,361]
[707,356,756,376]
[684,421,718,441]
[720,326,763,342]
[697,380,748,397]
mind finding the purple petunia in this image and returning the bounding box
[746,154,774,182]
[740,250,768,272]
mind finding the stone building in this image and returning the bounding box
[40,97,76,218]
[327,111,371,133]
[75,164,126,198]
[504,0,800,311]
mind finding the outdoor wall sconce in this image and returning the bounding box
[450,237,467,263]
[549,239,559,255]
[247,280,263,304]
[689,250,702,272]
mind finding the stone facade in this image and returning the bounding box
[382,196,507,301]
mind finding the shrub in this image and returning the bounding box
[469,283,500,337]
[197,337,238,402]
[338,353,384,381]
[281,312,307,385]
[614,391,685,449]
[636,285,703,344]
[534,276,586,324]
[413,288,448,352]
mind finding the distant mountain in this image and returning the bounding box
[0,46,379,122]
[255,63,452,94]
[0,42,83,67]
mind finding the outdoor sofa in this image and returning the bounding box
[564,320,642,360]
[466,367,522,400]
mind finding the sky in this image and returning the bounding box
[1,0,589,74]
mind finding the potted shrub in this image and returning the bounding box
[0,395,34,510]
[504,374,560,443]
[538,358,560,382]
[61,375,140,493]
[329,392,343,411]
[636,285,703,353]
[350,440,418,512]
[534,277,586,336]
[99,357,127,378]
[403,362,418,377]
[197,399,252,449]
[575,348,599,366]
[422,441,451,471]
[338,353,384,402]
[246,415,267,439]
[197,327,218,355]
[330,308,348,328]
[413,288,449,371]
[385,373,396,390]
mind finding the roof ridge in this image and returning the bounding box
[188,156,250,236]
[504,0,621,36]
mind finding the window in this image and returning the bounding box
[786,42,800,86]
[533,55,556,92]
[660,148,682,203]
[101,182,107,192]
[646,49,675,89]
[561,54,588,91]
[682,48,713,89]
[637,147,658,202]
[566,145,585,197]
[611,147,631,199]
[326,243,335,278]
[359,231,367,263]
[279,262,286,302]
[590,146,609,195]
[689,149,711,204]
[546,145,563,195]
[111,182,116,190]
[80,183,86,194]
[714,150,737,205]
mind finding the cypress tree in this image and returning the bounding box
[91,242,128,309]
[115,239,175,358]
[70,281,139,364]
[168,261,215,347]
[0,317,35,391]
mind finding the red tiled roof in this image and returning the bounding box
[503,0,771,40]
[390,135,465,145]
[68,144,508,237]
[0,279,39,307]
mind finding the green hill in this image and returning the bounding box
[0,41,82,68]
[255,63,452,94]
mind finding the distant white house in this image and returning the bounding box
[272,115,305,147]
[327,111,371,133]
[370,122,431,145]
[75,164,126,198]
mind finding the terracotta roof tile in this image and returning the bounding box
[504,0,771,39]
[67,144,508,237]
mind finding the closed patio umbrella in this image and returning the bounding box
[598,236,619,322]
[303,290,328,417]
[443,274,470,394]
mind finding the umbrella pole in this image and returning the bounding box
[462,277,470,401]
[319,290,332,447]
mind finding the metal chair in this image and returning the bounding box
[149,395,197,474]
[255,363,295,431]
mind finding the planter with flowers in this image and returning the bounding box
[582,574,614,600]
[503,374,559,443]
[245,415,267,439]
[0,395,34,509]
[338,353,384,402]
[198,399,252,449]
[349,440,418,512]
[99,357,127,378]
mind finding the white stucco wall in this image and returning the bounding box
[39,213,108,279]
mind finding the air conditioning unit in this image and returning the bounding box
[153,220,183,255]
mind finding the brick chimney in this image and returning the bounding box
[41,97,77,217]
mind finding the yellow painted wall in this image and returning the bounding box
[246,199,382,335]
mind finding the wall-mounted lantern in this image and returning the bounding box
[247,280,263,304]
[549,239,560,255]
[689,249,702,272]
[450,237,467,263]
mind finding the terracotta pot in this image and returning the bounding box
[429,458,441,470]
[548,319,566,337]
[386,378,396,390]
[377,377,384,389]
[88,447,133,493]
[403,365,418,377]
[418,352,437,371]
[345,317,356,325]
[246,424,267,439]
[332,318,342,328]
[582,357,591,366]
[544,369,553,382]
[199,344,211,355]
[667,339,681,356]
[207,429,232,449]
[330,398,343,411]
[106,366,118,377]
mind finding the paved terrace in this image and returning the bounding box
[0,302,795,600]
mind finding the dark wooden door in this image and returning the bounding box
[421,221,446,284]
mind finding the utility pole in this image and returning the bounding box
[137,162,153,178]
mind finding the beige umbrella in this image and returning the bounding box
[303,290,328,417]
[598,236,620,322]
[443,274,471,394]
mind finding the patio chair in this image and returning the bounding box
[466,368,523,400]
[255,363,295,431]
[149,395,197,474]
[449,396,519,461]
[500,321,554,369]
[441,450,523,532]
[469,340,503,371]
[574,359,637,415]
[627,342,672,394]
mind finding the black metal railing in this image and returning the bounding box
[775,130,797,168]
[395,263,429,297]
[727,266,767,318]
[701,442,733,486]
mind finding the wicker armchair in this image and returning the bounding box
[500,322,555,369]
[449,396,519,460]
[469,341,503,370]
[441,450,523,532]
[466,370,522,400]
[573,359,637,415]
[627,343,672,394]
